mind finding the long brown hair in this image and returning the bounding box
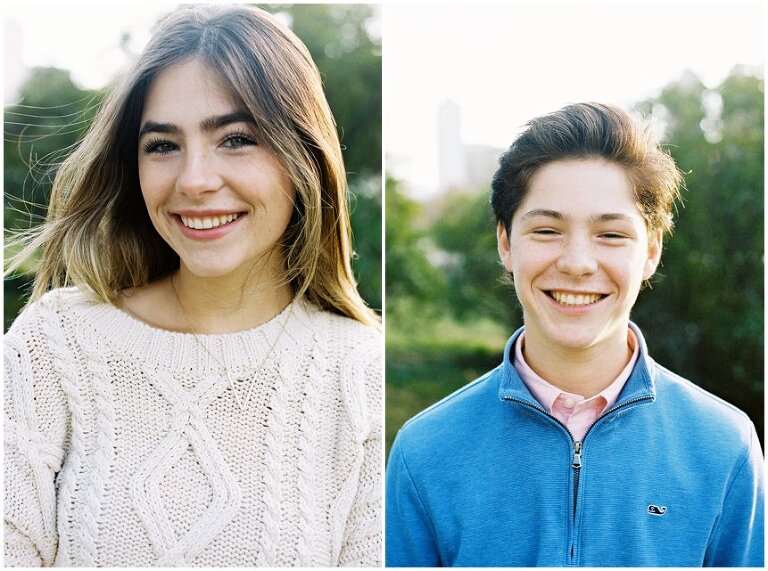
[8,5,378,326]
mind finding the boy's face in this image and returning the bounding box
[497,158,661,356]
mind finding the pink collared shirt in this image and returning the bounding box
[513,329,639,441]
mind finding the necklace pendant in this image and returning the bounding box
[224,370,248,412]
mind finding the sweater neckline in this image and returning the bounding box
[64,288,318,372]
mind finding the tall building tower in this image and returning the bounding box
[438,99,467,192]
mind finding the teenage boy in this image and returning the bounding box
[385,103,764,567]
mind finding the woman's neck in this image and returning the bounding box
[120,263,294,335]
[522,329,632,399]
[169,265,293,334]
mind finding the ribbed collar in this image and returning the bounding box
[54,287,319,374]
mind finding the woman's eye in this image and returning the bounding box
[222,133,256,149]
[143,140,177,155]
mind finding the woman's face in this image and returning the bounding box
[138,58,295,282]
[497,158,661,357]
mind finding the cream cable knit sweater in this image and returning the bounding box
[4,287,382,567]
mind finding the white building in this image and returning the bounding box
[438,99,503,194]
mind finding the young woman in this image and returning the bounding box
[5,5,381,567]
[385,103,763,566]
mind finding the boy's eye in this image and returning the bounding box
[143,140,177,155]
[532,228,559,235]
[600,232,628,239]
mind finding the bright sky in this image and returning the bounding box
[3,3,176,99]
[384,2,764,197]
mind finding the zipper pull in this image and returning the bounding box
[572,441,582,469]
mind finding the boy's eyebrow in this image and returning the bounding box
[520,210,635,223]
[591,213,634,223]
[139,111,255,138]
[520,209,568,221]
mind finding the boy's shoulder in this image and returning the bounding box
[395,364,505,455]
[651,360,756,447]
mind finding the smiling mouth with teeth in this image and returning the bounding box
[179,212,243,230]
[548,291,606,306]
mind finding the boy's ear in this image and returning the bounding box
[497,222,513,272]
[643,232,663,281]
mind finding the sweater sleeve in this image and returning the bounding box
[337,433,382,566]
[337,338,382,567]
[385,430,441,567]
[704,422,764,567]
[4,304,70,567]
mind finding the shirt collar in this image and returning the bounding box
[498,322,656,407]
[513,329,639,414]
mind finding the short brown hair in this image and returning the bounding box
[491,102,683,238]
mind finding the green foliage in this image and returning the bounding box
[5,67,101,232]
[632,67,764,435]
[386,316,507,454]
[4,68,102,330]
[384,176,446,325]
[430,191,521,327]
[350,177,382,312]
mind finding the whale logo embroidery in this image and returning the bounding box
[648,505,668,516]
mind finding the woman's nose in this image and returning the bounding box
[176,149,223,198]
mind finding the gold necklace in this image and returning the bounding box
[169,277,294,412]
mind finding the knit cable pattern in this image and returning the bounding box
[4,288,382,567]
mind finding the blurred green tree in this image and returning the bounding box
[4,67,102,329]
[385,176,446,325]
[266,4,381,178]
[350,177,382,312]
[5,67,100,231]
[633,67,764,436]
[430,190,521,327]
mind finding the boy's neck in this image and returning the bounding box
[521,327,634,399]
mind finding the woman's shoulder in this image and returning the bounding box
[299,302,382,432]
[5,287,101,392]
[300,301,381,353]
[8,286,98,335]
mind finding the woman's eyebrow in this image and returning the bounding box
[199,111,254,132]
[139,121,179,137]
[139,111,254,138]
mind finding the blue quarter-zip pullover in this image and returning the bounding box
[385,325,764,567]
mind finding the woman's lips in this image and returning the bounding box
[179,212,241,230]
[173,212,247,240]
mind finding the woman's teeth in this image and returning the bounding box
[550,291,602,306]
[179,213,240,230]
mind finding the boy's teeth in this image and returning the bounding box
[180,213,239,229]
[551,291,602,306]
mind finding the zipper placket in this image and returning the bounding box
[503,394,653,564]
[572,441,582,517]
